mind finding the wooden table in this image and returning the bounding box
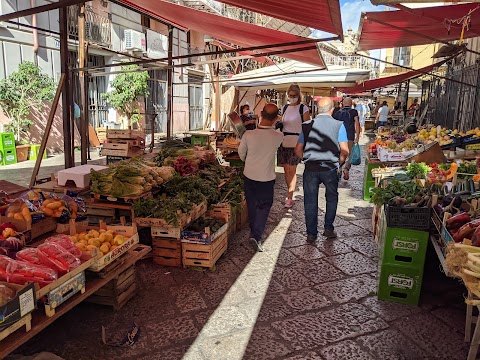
[0,245,150,358]
[33,180,90,195]
[0,180,28,197]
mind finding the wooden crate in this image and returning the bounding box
[152,237,182,267]
[182,232,228,269]
[0,216,56,244]
[137,202,208,240]
[0,313,32,342]
[86,264,137,310]
[100,142,144,157]
[106,129,145,140]
[106,138,145,148]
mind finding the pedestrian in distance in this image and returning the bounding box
[276,84,311,208]
[332,97,359,181]
[376,100,390,127]
[238,103,284,252]
[239,104,256,130]
[295,97,349,241]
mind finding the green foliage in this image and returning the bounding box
[406,162,431,179]
[102,65,149,126]
[0,62,55,141]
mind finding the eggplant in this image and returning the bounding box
[434,204,444,215]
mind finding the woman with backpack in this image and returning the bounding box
[276,84,311,208]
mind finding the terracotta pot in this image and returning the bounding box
[16,145,30,162]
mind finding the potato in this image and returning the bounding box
[14,213,24,221]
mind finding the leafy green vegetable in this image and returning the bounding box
[458,161,477,179]
[371,180,424,206]
[406,162,431,179]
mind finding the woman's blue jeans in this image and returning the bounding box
[303,168,339,236]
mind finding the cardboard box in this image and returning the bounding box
[0,282,36,331]
[377,145,417,162]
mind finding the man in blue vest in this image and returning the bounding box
[295,98,349,241]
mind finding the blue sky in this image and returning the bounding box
[339,0,385,33]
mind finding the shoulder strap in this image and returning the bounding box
[282,104,288,116]
[299,104,305,117]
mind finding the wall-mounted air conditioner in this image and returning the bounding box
[123,29,146,51]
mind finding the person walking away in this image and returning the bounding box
[355,99,366,136]
[376,101,390,127]
[277,84,311,208]
[238,103,283,252]
[332,97,359,180]
[240,104,256,130]
[295,98,349,241]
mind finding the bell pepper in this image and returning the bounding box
[453,219,480,242]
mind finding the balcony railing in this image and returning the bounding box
[68,5,112,48]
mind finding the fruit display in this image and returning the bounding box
[6,201,32,222]
[37,243,81,275]
[70,229,126,257]
[416,127,455,146]
[90,158,174,197]
[39,199,67,218]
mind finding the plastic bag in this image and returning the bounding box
[350,143,361,166]
[37,243,81,275]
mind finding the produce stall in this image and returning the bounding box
[362,123,480,356]
[0,135,249,357]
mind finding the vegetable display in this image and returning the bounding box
[91,158,174,197]
[406,162,431,179]
[370,180,427,206]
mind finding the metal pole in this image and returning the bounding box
[0,0,86,22]
[76,37,338,72]
[166,26,173,139]
[59,6,74,168]
[404,80,410,118]
[78,3,88,165]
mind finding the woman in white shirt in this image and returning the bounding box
[277,84,311,208]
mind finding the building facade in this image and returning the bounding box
[0,0,211,151]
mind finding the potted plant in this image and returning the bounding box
[0,62,55,153]
[102,65,149,129]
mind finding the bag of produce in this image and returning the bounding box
[37,243,81,275]
[45,235,82,258]
[16,248,43,265]
[0,255,13,280]
[7,258,58,287]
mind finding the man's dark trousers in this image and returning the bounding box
[244,176,275,241]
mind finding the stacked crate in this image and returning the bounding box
[363,158,381,201]
[0,132,17,166]
[377,206,430,305]
[101,129,145,161]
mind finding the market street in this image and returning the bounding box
[13,139,470,360]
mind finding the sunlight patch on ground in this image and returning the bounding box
[182,217,293,360]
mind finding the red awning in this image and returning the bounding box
[212,40,275,65]
[358,3,480,51]
[211,0,342,37]
[337,60,448,93]
[120,0,325,67]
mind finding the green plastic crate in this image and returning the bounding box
[378,263,423,305]
[28,144,47,160]
[363,180,375,201]
[0,132,15,150]
[0,148,17,165]
[191,135,209,146]
[379,227,429,269]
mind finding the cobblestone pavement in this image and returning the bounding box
[12,138,471,359]
[0,151,104,188]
